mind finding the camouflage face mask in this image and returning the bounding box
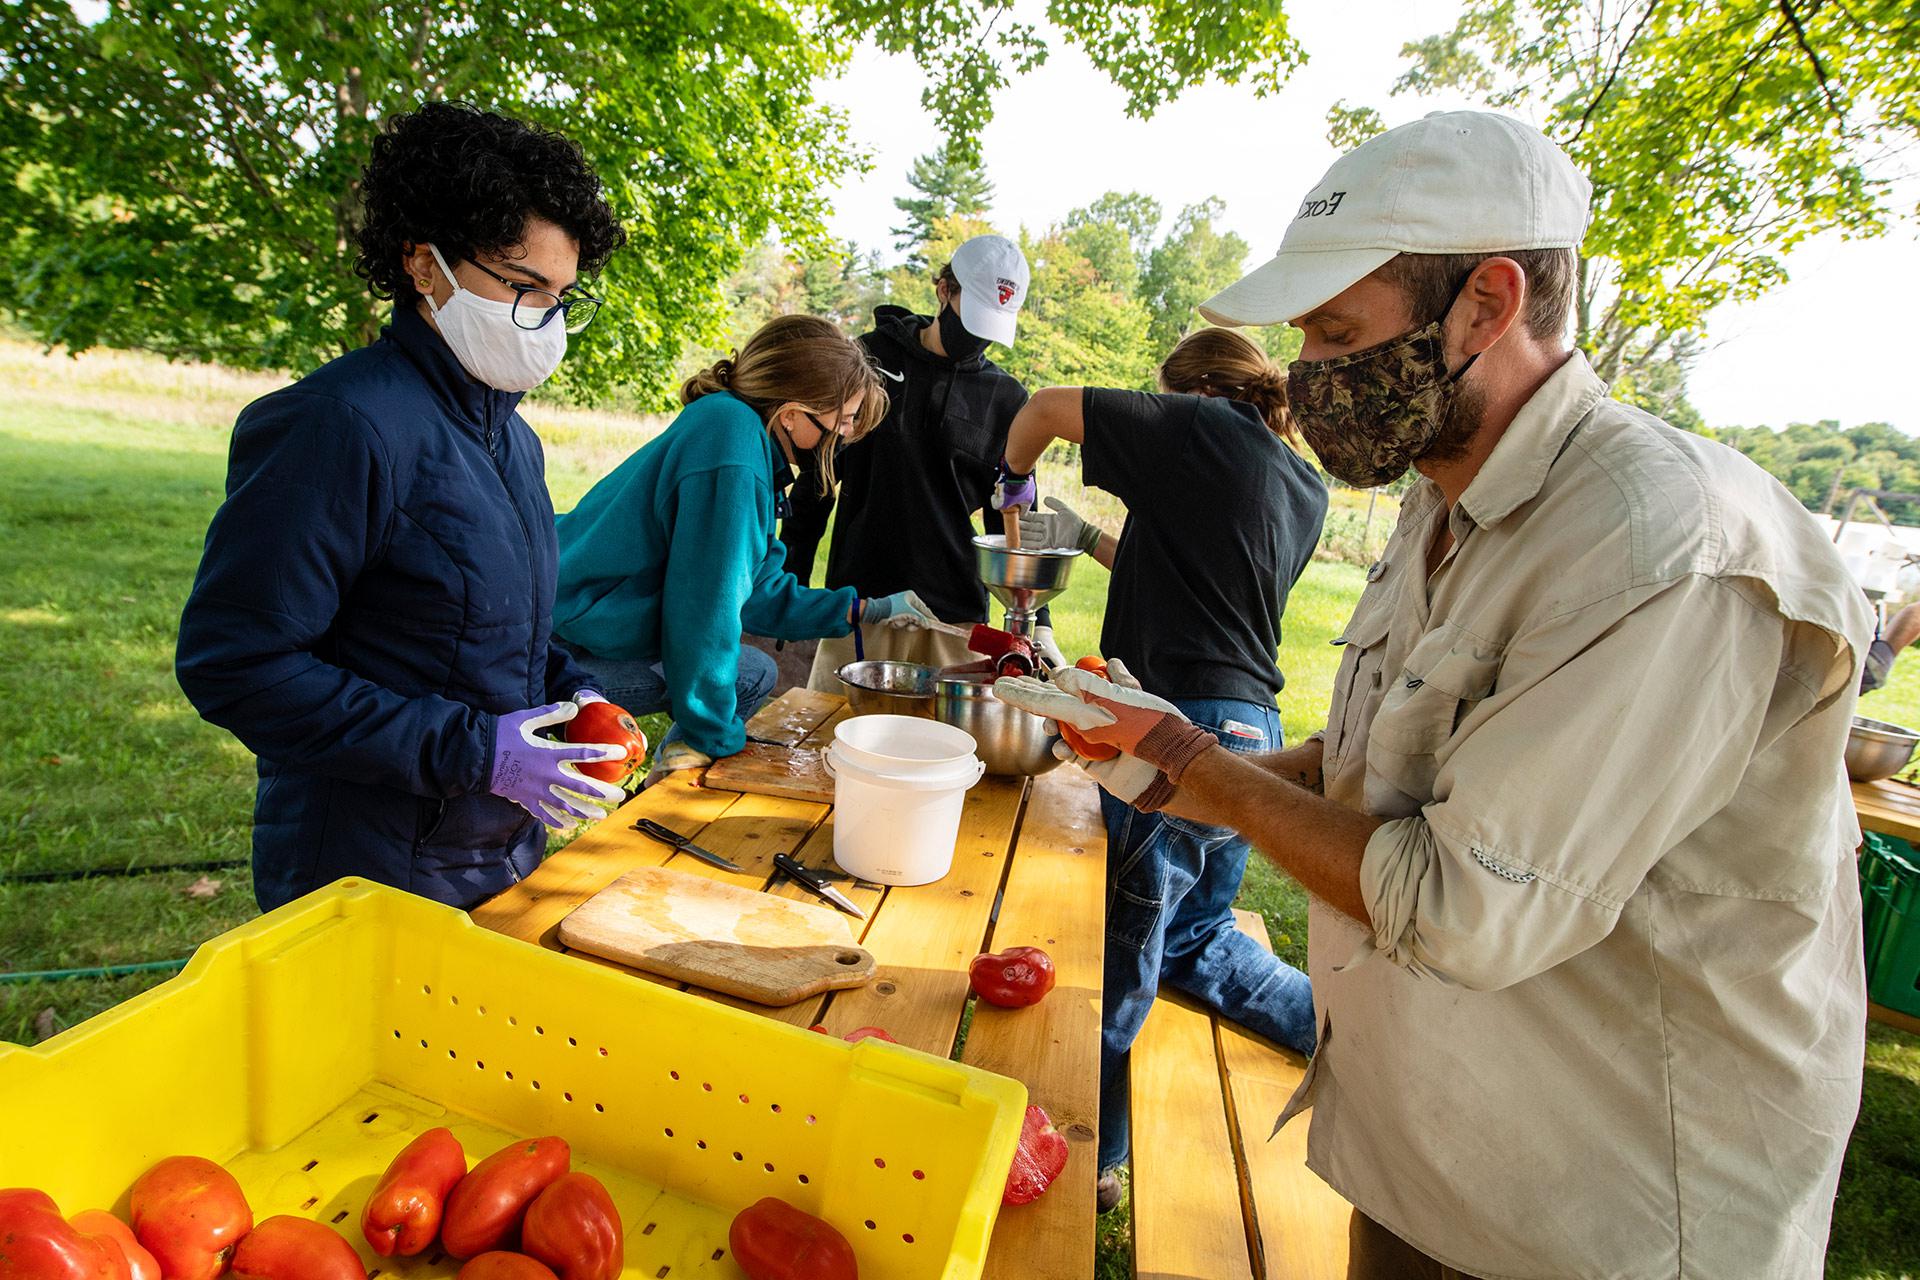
[1287,321,1479,488]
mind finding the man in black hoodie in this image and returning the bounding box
[784,234,1056,686]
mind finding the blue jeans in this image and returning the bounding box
[1098,696,1317,1171]
[559,640,779,753]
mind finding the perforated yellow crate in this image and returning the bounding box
[0,879,1026,1278]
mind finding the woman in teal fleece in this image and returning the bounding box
[554,314,934,772]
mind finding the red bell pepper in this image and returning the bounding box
[362,1126,468,1257]
[1002,1104,1070,1206]
[0,1189,126,1279]
[727,1198,857,1280]
[229,1216,366,1279]
[969,946,1056,1008]
[520,1174,622,1280]
[128,1156,253,1280]
[441,1137,571,1259]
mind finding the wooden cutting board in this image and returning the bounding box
[556,866,872,1006]
[701,742,834,804]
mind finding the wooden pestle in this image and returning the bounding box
[1002,506,1023,550]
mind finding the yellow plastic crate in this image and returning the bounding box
[0,879,1026,1278]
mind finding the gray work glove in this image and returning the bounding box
[1019,497,1103,555]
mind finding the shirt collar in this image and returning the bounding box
[1455,351,1609,530]
[386,300,525,429]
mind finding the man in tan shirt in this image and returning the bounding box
[998,112,1870,1279]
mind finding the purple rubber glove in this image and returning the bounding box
[991,458,1038,511]
[488,701,627,831]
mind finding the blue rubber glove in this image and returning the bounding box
[991,459,1038,512]
[860,590,937,630]
[488,702,627,831]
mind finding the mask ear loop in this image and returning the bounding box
[1439,268,1485,384]
[423,244,462,313]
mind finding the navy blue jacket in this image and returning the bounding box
[177,304,593,912]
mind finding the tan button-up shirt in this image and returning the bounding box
[1292,353,1872,1279]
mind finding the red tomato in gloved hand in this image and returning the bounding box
[70,1211,158,1280]
[361,1126,467,1257]
[0,1189,126,1279]
[128,1156,253,1280]
[1060,658,1120,761]
[1073,656,1109,676]
[969,946,1056,1008]
[229,1216,366,1280]
[458,1255,560,1280]
[441,1136,571,1258]
[728,1198,857,1280]
[1003,1104,1071,1206]
[520,1174,622,1280]
[565,701,648,784]
[808,1024,898,1044]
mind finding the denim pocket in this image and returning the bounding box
[1107,839,1168,955]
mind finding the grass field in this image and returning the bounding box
[1,340,1915,1277]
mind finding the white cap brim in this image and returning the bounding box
[1198,245,1400,327]
[958,290,1017,347]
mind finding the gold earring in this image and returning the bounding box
[417,279,430,289]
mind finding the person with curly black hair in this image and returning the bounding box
[178,101,635,912]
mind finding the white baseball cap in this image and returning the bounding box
[1199,111,1591,327]
[949,234,1030,347]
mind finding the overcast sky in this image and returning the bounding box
[816,0,1917,433]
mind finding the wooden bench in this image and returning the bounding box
[1129,910,1351,1279]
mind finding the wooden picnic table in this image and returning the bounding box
[472,688,1107,1279]
[1852,778,1920,1037]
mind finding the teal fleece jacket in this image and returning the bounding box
[552,392,856,756]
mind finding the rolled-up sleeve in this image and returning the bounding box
[1359,575,1799,991]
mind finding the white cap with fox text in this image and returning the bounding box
[1199,111,1591,327]
[950,234,1030,347]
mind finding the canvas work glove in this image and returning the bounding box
[994,659,1212,811]
[488,702,626,831]
[1019,497,1102,555]
[1032,625,1067,671]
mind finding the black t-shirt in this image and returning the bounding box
[1082,388,1328,704]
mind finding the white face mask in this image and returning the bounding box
[424,244,568,392]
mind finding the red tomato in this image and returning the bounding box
[1002,1104,1070,1206]
[361,1126,467,1257]
[128,1156,253,1280]
[441,1137,570,1259]
[0,1189,126,1279]
[565,701,648,784]
[969,946,1056,1008]
[807,1024,898,1044]
[229,1216,366,1280]
[727,1198,857,1280]
[70,1211,158,1280]
[520,1174,622,1280]
[458,1255,560,1280]
[1073,656,1109,676]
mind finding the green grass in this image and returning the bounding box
[0,341,1915,1277]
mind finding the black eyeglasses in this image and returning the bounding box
[462,258,604,334]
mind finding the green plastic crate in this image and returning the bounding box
[1861,833,1920,1019]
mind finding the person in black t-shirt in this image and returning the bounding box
[998,327,1327,1206]
[783,235,1064,687]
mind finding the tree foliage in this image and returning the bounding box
[0,0,1306,404]
[891,145,995,261]
[1331,0,1919,387]
[1716,420,1920,522]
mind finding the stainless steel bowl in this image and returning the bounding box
[1846,715,1920,782]
[934,675,1062,776]
[838,660,939,718]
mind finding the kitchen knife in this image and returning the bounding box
[771,853,866,918]
[632,817,744,872]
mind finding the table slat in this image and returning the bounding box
[1130,981,1256,1280]
[1855,778,1920,844]
[1220,910,1349,1280]
[964,768,1106,1280]
[811,778,1027,1057]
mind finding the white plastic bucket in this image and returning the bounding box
[826,717,985,886]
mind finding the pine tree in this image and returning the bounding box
[891,146,996,262]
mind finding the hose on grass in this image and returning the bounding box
[0,858,250,886]
[0,958,191,985]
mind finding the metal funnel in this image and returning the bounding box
[973,534,1082,629]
